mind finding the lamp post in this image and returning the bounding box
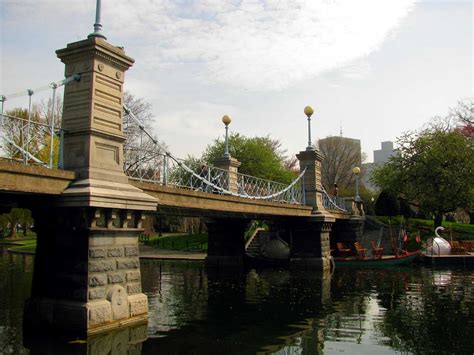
[222,114,232,158]
[304,105,314,150]
[352,166,361,202]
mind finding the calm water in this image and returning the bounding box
[1,247,473,354]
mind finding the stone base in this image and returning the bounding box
[24,316,148,354]
[24,293,148,336]
[290,256,332,271]
[205,255,244,268]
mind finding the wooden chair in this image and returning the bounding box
[461,241,473,253]
[354,242,368,260]
[371,241,384,259]
[336,242,351,257]
[450,240,466,255]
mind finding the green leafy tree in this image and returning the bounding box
[375,190,400,218]
[202,133,296,183]
[371,129,474,227]
[0,208,33,239]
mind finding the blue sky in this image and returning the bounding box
[1,0,472,162]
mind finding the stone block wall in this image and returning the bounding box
[86,211,148,328]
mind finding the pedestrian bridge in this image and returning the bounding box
[0,159,356,220]
[0,31,364,338]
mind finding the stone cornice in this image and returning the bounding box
[56,37,134,70]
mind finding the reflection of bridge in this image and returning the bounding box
[0,15,364,338]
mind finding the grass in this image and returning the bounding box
[144,233,208,251]
[376,216,474,240]
[6,238,37,253]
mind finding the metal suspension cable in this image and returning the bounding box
[0,75,80,101]
[238,168,307,200]
[123,104,307,200]
[321,186,347,212]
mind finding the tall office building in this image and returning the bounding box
[374,141,396,164]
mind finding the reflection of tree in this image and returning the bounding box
[377,269,474,353]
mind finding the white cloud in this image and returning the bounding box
[104,0,416,91]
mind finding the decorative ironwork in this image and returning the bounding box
[321,186,348,212]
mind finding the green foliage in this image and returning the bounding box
[371,127,474,227]
[202,133,296,184]
[0,208,33,239]
[375,190,400,217]
[146,233,208,251]
[399,198,415,218]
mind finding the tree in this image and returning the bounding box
[318,136,364,192]
[450,98,473,136]
[0,208,33,239]
[202,133,296,183]
[375,190,400,217]
[371,128,474,227]
[122,92,167,178]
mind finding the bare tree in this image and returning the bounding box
[122,92,167,178]
[318,136,362,192]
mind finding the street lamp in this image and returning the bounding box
[222,114,232,158]
[352,166,361,202]
[304,105,314,150]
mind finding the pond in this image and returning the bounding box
[1,247,473,354]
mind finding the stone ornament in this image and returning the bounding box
[107,285,130,320]
[98,63,104,71]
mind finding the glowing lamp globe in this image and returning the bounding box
[352,167,361,175]
[222,115,232,126]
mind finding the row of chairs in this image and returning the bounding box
[336,241,384,260]
[450,240,473,255]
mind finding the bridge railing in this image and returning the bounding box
[321,187,348,212]
[237,172,304,204]
[0,112,65,168]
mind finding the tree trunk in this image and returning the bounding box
[434,213,443,228]
[469,211,474,225]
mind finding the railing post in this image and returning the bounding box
[24,89,34,165]
[163,154,168,185]
[49,83,57,168]
[58,129,64,169]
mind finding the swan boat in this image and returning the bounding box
[422,226,474,266]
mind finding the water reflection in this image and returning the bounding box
[0,250,473,354]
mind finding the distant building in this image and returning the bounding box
[364,141,397,191]
[374,141,396,164]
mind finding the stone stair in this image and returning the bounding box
[245,229,268,257]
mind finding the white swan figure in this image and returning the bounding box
[425,226,451,256]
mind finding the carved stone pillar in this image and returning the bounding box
[24,37,157,336]
[294,148,335,270]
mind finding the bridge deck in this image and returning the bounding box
[0,161,352,219]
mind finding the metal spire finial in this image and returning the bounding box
[88,0,107,40]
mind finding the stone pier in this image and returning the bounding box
[293,148,335,270]
[24,35,157,336]
[205,218,249,267]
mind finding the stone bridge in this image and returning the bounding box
[0,24,364,338]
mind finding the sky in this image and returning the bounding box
[1,0,472,162]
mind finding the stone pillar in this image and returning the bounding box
[213,156,241,193]
[205,218,248,267]
[289,217,334,270]
[24,37,157,336]
[293,149,335,270]
[296,149,325,212]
